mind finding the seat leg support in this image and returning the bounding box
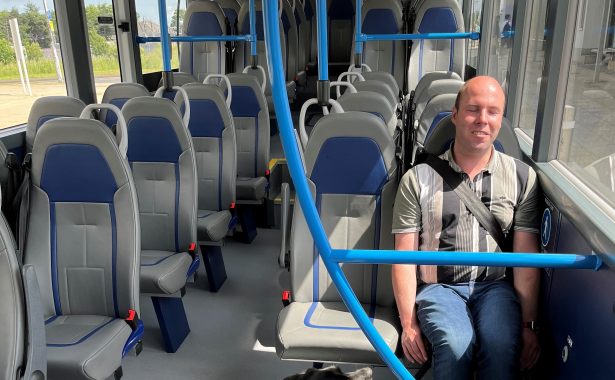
[237,206,258,244]
[201,245,227,292]
[151,296,190,353]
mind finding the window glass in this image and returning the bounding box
[517,0,548,139]
[558,0,615,206]
[466,0,483,70]
[0,1,66,129]
[135,0,183,74]
[84,1,120,102]
[486,0,515,93]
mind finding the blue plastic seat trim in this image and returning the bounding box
[105,98,129,128]
[47,318,116,347]
[127,117,183,163]
[186,99,226,138]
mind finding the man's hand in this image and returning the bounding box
[520,328,540,370]
[401,319,429,365]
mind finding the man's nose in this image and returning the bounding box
[476,108,488,124]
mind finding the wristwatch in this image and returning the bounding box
[523,321,540,333]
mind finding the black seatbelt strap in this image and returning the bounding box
[17,153,31,260]
[422,154,507,249]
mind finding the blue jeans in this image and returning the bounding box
[415,280,521,380]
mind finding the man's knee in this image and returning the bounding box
[431,325,475,362]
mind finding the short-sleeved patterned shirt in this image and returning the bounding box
[392,146,541,284]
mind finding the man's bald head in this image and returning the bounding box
[454,76,505,111]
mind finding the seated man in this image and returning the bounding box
[391,76,541,379]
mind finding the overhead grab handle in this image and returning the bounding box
[80,103,128,158]
[154,86,191,129]
[243,65,267,94]
[298,98,344,150]
[204,74,233,108]
[330,80,357,99]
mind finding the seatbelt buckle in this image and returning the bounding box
[282,290,291,307]
[4,152,20,170]
[22,153,32,171]
[125,309,139,330]
[188,242,197,260]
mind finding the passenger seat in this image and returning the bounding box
[24,107,143,379]
[121,93,199,352]
[276,112,400,365]
[26,96,86,152]
[100,83,150,129]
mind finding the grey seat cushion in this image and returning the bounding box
[46,315,131,380]
[276,302,400,365]
[140,250,192,294]
[236,176,267,201]
[197,209,232,242]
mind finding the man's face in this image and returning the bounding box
[451,79,505,155]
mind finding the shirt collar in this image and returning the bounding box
[439,143,500,175]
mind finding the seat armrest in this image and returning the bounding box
[21,264,46,380]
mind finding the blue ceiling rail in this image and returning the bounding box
[352,0,478,57]
[153,0,258,90]
[261,1,603,379]
[137,36,253,43]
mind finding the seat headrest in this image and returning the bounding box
[305,112,397,180]
[100,83,150,128]
[121,96,192,163]
[337,91,395,124]
[354,80,397,108]
[184,1,226,36]
[361,0,402,34]
[26,96,86,152]
[226,73,267,117]
[415,0,463,34]
[423,115,522,159]
[174,83,233,139]
[31,117,130,197]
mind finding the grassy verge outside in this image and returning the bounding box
[0,45,180,80]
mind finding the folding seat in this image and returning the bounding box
[180,1,228,81]
[235,0,296,110]
[174,82,237,291]
[100,83,150,129]
[23,106,143,379]
[406,0,465,92]
[26,96,86,152]
[293,0,309,86]
[1,194,46,380]
[276,112,400,365]
[356,0,405,90]
[327,0,355,64]
[121,92,200,352]
[423,115,522,160]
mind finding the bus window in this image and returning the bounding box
[466,0,483,71]
[517,0,548,140]
[486,0,515,92]
[558,0,615,206]
[0,2,66,129]
[84,2,120,102]
[135,0,182,74]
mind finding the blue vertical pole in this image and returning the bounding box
[316,0,328,81]
[316,0,329,104]
[262,1,412,379]
[354,0,363,63]
[158,0,173,89]
[158,0,172,72]
[249,0,257,63]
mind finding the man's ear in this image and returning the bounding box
[451,106,458,122]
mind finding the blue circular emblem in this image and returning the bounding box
[541,208,552,247]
